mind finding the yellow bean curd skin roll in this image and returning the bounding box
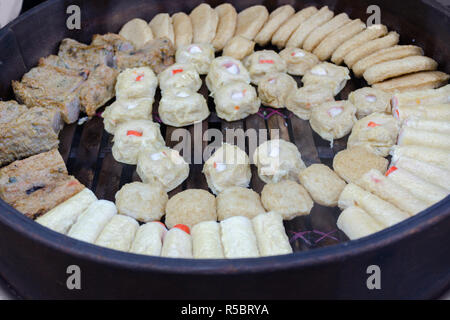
[161,227,193,258]
[130,221,167,256]
[398,127,450,151]
[390,145,450,171]
[252,212,292,257]
[220,216,260,258]
[95,215,139,252]
[337,206,384,240]
[391,84,450,107]
[393,104,450,122]
[191,221,224,259]
[403,118,450,134]
[235,5,269,41]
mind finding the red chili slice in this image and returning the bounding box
[367,121,380,127]
[135,74,144,81]
[173,224,190,235]
[127,130,143,137]
[385,166,398,176]
[172,69,183,75]
[259,59,275,64]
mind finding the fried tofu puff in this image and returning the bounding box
[136,147,189,192]
[171,12,193,49]
[115,67,158,101]
[235,5,269,41]
[157,63,202,92]
[261,180,314,220]
[310,100,357,142]
[112,120,165,165]
[348,113,400,157]
[257,73,297,109]
[165,189,217,229]
[206,56,251,93]
[119,18,154,49]
[214,81,260,121]
[222,35,255,60]
[298,164,346,207]
[243,50,287,85]
[158,88,209,127]
[202,143,252,195]
[148,13,175,44]
[102,98,153,134]
[302,62,350,96]
[212,3,238,51]
[333,146,388,184]
[216,186,266,220]
[254,5,295,46]
[175,43,215,75]
[253,139,306,184]
[348,87,392,119]
[286,84,335,120]
[115,181,168,222]
[279,47,320,76]
[189,3,219,44]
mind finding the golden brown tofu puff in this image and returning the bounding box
[172,12,193,49]
[119,18,154,49]
[286,6,334,48]
[372,71,450,93]
[272,6,318,48]
[235,5,269,41]
[212,3,237,51]
[148,13,175,44]
[190,3,219,44]
[363,56,438,85]
[222,35,255,60]
[254,5,295,46]
[313,19,366,61]
[216,186,266,221]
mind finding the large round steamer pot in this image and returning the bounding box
[0,0,449,299]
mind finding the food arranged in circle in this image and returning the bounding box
[0,3,449,260]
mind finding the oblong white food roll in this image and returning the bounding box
[385,166,448,206]
[191,221,224,259]
[356,169,428,215]
[95,215,139,252]
[130,221,167,256]
[252,212,292,257]
[161,225,193,258]
[403,118,450,134]
[390,84,450,108]
[393,156,450,191]
[398,127,450,151]
[392,104,450,122]
[220,216,260,258]
[337,206,384,240]
[338,183,410,227]
[36,189,97,234]
[390,145,450,171]
[67,200,117,243]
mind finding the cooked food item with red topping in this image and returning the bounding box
[206,56,251,93]
[348,87,392,119]
[176,43,215,75]
[214,81,260,121]
[243,50,287,85]
[257,72,297,109]
[279,47,319,76]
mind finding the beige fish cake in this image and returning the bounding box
[158,63,202,92]
[212,3,237,51]
[257,73,297,109]
[214,81,260,121]
[115,67,158,101]
[102,99,153,134]
[372,71,449,93]
[217,186,266,220]
[255,5,295,46]
[348,87,392,119]
[286,84,335,120]
[205,56,251,93]
[119,18,154,49]
[279,47,319,76]
[172,12,193,49]
[303,13,350,52]
[235,5,269,40]
[175,43,215,75]
[302,62,350,96]
[149,13,174,44]
[189,3,219,44]
[243,50,287,85]
[222,35,255,60]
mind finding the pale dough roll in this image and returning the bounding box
[343,31,399,68]
[403,118,450,135]
[285,84,335,120]
[205,56,251,93]
[372,71,449,93]
[254,5,295,46]
[337,206,384,240]
[364,56,438,85]
[115,67,158,101]
[390,145,450,171]
[261,180,314,220]
[338,183,410,227]
[348,87,392,119]
[130,221,167,256]
[149,13,174,44]
[303,13,350,52]
[220,216,260,258]
[161,227,193,258]
[175,43,215,75]
[279,47,319,76]
[331,24,388,65]
[172,12,193,49]
[119,18,154,49]
[212,3,237,51]
[157,63,202,92]
[243,50,287,85]
[390,84,450,108]
[214,81,260,121]
[252,212,292,256]
[352,45,424,78]
[302,62,350,96]
[165,189,217,229]
[356,169,428,215]
[115,181,168,223]
[313,19,366,61]
[67,200,117,243]
[392,104,450,122]
[257,72,297,109]
[235,5,269,40]
[192,221,224,259]
[222,35,255,60]
[216,186,266,221]
[95,215,139,252]
[398,127,450,151]
[271,6,318,48]
[36,189,97,234]
[189,3,218,44]
[385,166,448,206]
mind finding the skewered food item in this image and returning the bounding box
[171,12,193,49]
[235,5,269,41]
[158,63,201,92]
[115,181,168,222]
[112,119,165,164]
[398,127,450,150]
[0,101,62,166]
[254,5,295,46]
[285,84,334,120]
[212,3,237,51]
[302,62,350,96]
[253,139,306,184]
[95,215,139,252]
[115,66,158,100]
[36,188,97,233]
[203,143,251,195]
[161,224,193,258]
[348,87,392,119]
[243,50,287,85]
[214,81,260,121]
[347,113,400,157]
[175,43,215,75]
[372,71,449,93]
[192,221,224,259]
[130,221,167,256]
[257,73,297,109]
[298,164,346,207]
[222,35,255,60]
[303,13,350,52]
[206,56,251,93]
[119,18,154,49]
[190,3,219,44]
[390,145,450,171]
[148,13,175,44]
[337,206,384,240]
[261,180,313,220]
[216,186,266,221]
[279,47,319,76]
[220,216,260,258]
[165,189,217,229]
[333,147,388,184]
[67,200,117,243]
[102,98,153,134]
[136,147,189,192]
[0,149,84,219]
[252,212,292,257]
